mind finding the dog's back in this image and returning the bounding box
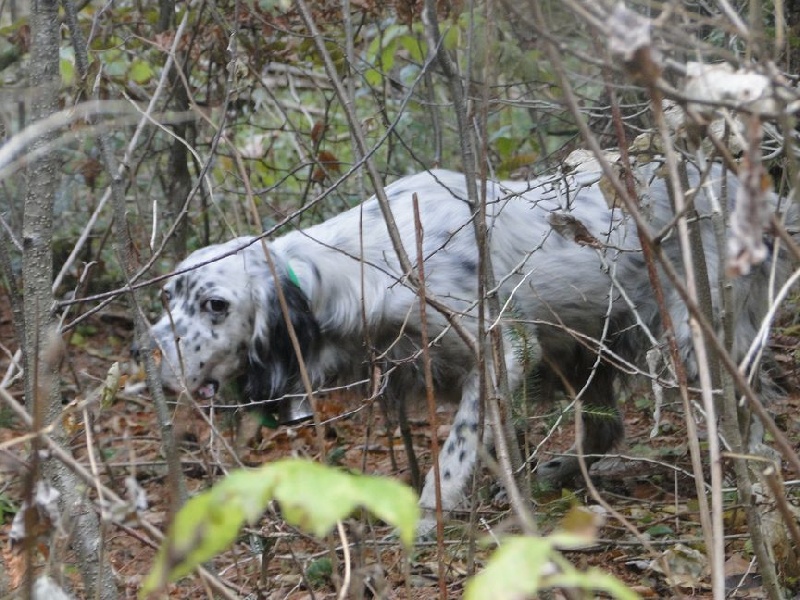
[279,163,789,387]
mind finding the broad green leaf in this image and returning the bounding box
[129,59,153,84]
[465,536,640,600]
[265,460,418,543]
[364,25,409,87]
[494,137,516,159]
[464,537,553,600]
[380,39,398,73]
[365,24,405,64]
[441,25,461,51]
[548,567,641,600]
[364,68,383,87]
[141,493,235,593]
[398,34,425,63]
[140,459,418,597]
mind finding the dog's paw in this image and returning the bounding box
[415,514,438,540]
[490,486,509,508]
[536,455,580,488]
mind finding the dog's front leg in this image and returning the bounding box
[417,371,486,535]
[416,340,527,536]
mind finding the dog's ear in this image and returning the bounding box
[246,275,320,401]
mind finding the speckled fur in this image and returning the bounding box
[149,164,789,531]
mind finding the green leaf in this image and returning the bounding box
[364,25,410,87]
[69,331,87,348]
[102,49,127,78]
[441,24,461,51]
[306,557,333,587]
[645,523,674,537]
[380,39,398,73]
[129,59,153,84]
[59,47,75,87]
[140,459,418,597]
[465,536,640,600]
[267,460,418,542]
[398,34,425,63]
[364,68,383,87]
[494,136,515,159]
[464,537,553,599]
[547,567,642,600]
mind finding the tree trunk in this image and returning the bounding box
[23,1,118,597]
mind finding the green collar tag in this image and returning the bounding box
[286,263,301,288]
[261,411,280,429]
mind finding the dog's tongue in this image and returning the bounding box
[196,381,218,400]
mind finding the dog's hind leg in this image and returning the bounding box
[536,357,623,486]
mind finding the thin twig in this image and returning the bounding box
[413,192,448,599]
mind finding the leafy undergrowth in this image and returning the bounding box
[1,303,799,598]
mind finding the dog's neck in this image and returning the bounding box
[275,238,374,337]
[285,261,302,288]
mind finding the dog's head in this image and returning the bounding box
[147,237,320,407]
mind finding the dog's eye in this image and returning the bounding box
[203,298,229,314]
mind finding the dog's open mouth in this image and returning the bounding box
[196,379,219,400]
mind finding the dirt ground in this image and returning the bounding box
[1,298,799,599]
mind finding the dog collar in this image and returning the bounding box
[286,263,301,288]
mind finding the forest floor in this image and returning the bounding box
[1,299,800,599]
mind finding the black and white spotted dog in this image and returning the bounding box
[148,162,789,529]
